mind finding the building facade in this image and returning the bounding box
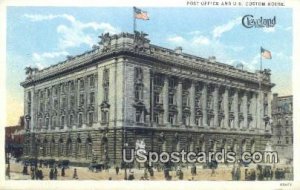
[21,32,274,166]
[271,94,293,162]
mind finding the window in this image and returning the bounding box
[80,79,84,89]
[38,118,43,128]
[78,113,83,127]
[45,118,49,129]
[183,95,189,107]
[70,95,75,108]
[88,112,93,126]
[196,117,202,126]
[135,111,141,123]
[195,97,201,107]
[52,116,57,128]
[62,97,67,108]
[154,93,160,104]
[104,87,109,101]
[135,85,143,100]
[154,113,159,124]
[47,89,51,98]
[90,75,95,87]
[154,75,163,86]
[285,137,289,144]
[69,115,74,126]
[103,69,109,84]
[183,115,190,125]
[27,92,31,102]
[89,92,95,105]
[54,99,59,109]
[79,94,84,106]
[168,114,175,125]
[101,111,109,123]
[61,116,65,128]
[169,78,175,88]
[168,94,175,105]
[70,81,75,91]
[134,67,143,81]
[54,86,58,96]
[285,119,289,125]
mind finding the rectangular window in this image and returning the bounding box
[154,113,159,124]
[78,113,83,127]
[79,94,84,106]
[169,78,175,88]
[101,111,108,123]
[103,69,109,84]
[88,112,93,125]
[168,94,174,105]
[135,67,143,81]
[104,87,109,101]
[168,114,175,125]
[70,96,75,108]
[135,85,143,100]
[61,116,65,128]
[45,118,49,128]
[285,137,289,144]
[183,96,189,107]
[80,79,84,89]
[90,75,95,87]
[136,111,141,123]
[90,92,95,105]
[154,93,160,104]
[69,115,74,126]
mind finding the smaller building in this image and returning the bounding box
[271,94,293,163]
[5,116,25,159]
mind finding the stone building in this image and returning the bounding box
[271,94,293,163]
[21,32,274,166]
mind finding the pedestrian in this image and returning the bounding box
[54,167,58,180]
[73,168,78,179]
[61,167,65,177]
[115,166,119,175]
[179,170,184,180]
[49,168,54,180]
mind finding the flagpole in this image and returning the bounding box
[133,7,136,32]
[260,46,262,71]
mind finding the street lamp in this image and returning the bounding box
[25,115,31,157]
[124,142,128,180]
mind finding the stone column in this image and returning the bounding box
[243,92,248,130]
[266,91,272,131]
[213,85,219,128]
[202,83,208,127]
[177,80,183,125]
[257,91,263,131]
[190,81,196,127]
[163,76,169,125]
[224,87,229,129]
[233,89,239,129]
[251,92,257,130]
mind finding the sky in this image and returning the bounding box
[6,7,293,126]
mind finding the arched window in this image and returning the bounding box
[58,138,64,157]
[42,138,48,156]
[50,138,55,157]
[86,137,93,160]
[75,137,82,158]
[66,137,72,157]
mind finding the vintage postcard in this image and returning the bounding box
[1,0,299,189]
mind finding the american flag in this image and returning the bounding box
[134,7,149,20]
[261,47,272,59]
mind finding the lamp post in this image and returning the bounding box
[124,142,128,180]
[25,115,31,157]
